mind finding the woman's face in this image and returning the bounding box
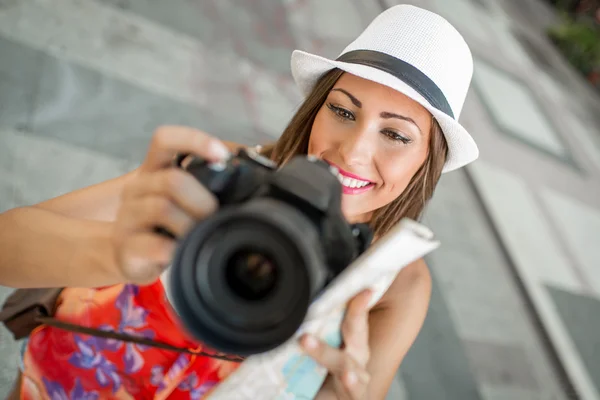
[308,72,432,223]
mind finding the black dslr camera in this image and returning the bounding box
[164,148,372,357]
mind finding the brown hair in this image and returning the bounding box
[259,68,448,238]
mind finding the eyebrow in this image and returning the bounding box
[331,88,423,135]
[380,112,422,135]
[331,88,362,108]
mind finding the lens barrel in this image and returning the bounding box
[168,198,326,356]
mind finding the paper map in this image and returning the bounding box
[203,218,440,399]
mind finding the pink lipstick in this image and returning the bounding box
[326,161,375,195]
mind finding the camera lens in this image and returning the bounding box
[225,249,277,301]
[168,198,327,356]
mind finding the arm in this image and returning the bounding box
[312,258,432,399]
[0,170,138,288]
[0,137,246,289]
[364,258,431,398]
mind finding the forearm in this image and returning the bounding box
[363,306,403,399]
[0,206,122,288]
[364,261,432,399]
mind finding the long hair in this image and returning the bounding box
[259,68,448,238]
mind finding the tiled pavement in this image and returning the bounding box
[1,0,599,399]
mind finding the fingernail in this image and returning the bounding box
[302,335,319,350]
[210,140,230,159]
[346,370,358,386]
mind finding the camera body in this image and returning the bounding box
[165,148,372,357]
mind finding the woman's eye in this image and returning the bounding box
[382,130,412,144]
[327,104,355,121]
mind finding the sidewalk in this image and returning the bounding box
[0,0,599,399]
[418,0,600,399]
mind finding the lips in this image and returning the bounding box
[325,161,375,195]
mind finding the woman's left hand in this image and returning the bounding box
[300,289,374,400]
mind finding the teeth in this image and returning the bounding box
[336,172,370,188]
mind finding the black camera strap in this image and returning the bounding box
[33,312,246,363]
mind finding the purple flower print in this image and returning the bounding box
[115,285,148,331]
[69,336,121,394]
[151,355,194,395]
[190,382,218,399]
[122,341,145,374]
[150,356,218,398]
[42,376,99,400]
[178,373,218,399]
[150,366,167,391]
[69,336,104,369]
[94,362,121,392]
[70,378,100,400]
[177,373,198,391]
[94,284,156,374]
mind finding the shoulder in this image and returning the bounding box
[399,258,431,286]
[375,258,432,310]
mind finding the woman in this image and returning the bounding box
[0,4,478,399]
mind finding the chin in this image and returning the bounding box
[340,196,371,223]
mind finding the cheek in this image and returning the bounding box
[381,170,411,198]
[308,110,338,155]
[377,149,427,195]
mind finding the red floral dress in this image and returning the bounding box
[19,281,242,399]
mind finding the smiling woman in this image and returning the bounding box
[262,69,448,235]
[312,73,438,223]
[1,4,478,400]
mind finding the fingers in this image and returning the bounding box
[299,291,374,399]
[301,334,347,378]
[113,126,232,284]
[300,334,370,398]
[142,126,231,172]
[127,196,196,238]
[123,168,219,221]
[341,289,373,366]
[117,233,176,285]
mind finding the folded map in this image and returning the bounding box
[205,218,440,399]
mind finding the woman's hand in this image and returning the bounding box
[112,126,231,284]
[301,289,374,400]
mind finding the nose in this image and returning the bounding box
[338,126,375,167]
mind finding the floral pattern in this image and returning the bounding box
[20,282,242,399]
[69,336,122,393]
[95,285,156,374]
[43,377,99,400]
[178,374,218,400]
[152,368,218,400]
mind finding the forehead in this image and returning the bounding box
[331,72,430,116]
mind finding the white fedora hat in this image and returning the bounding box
[290,4,478,173]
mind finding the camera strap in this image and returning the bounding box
[33,313,246,363]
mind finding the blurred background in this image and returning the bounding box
[0,0,599,399]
